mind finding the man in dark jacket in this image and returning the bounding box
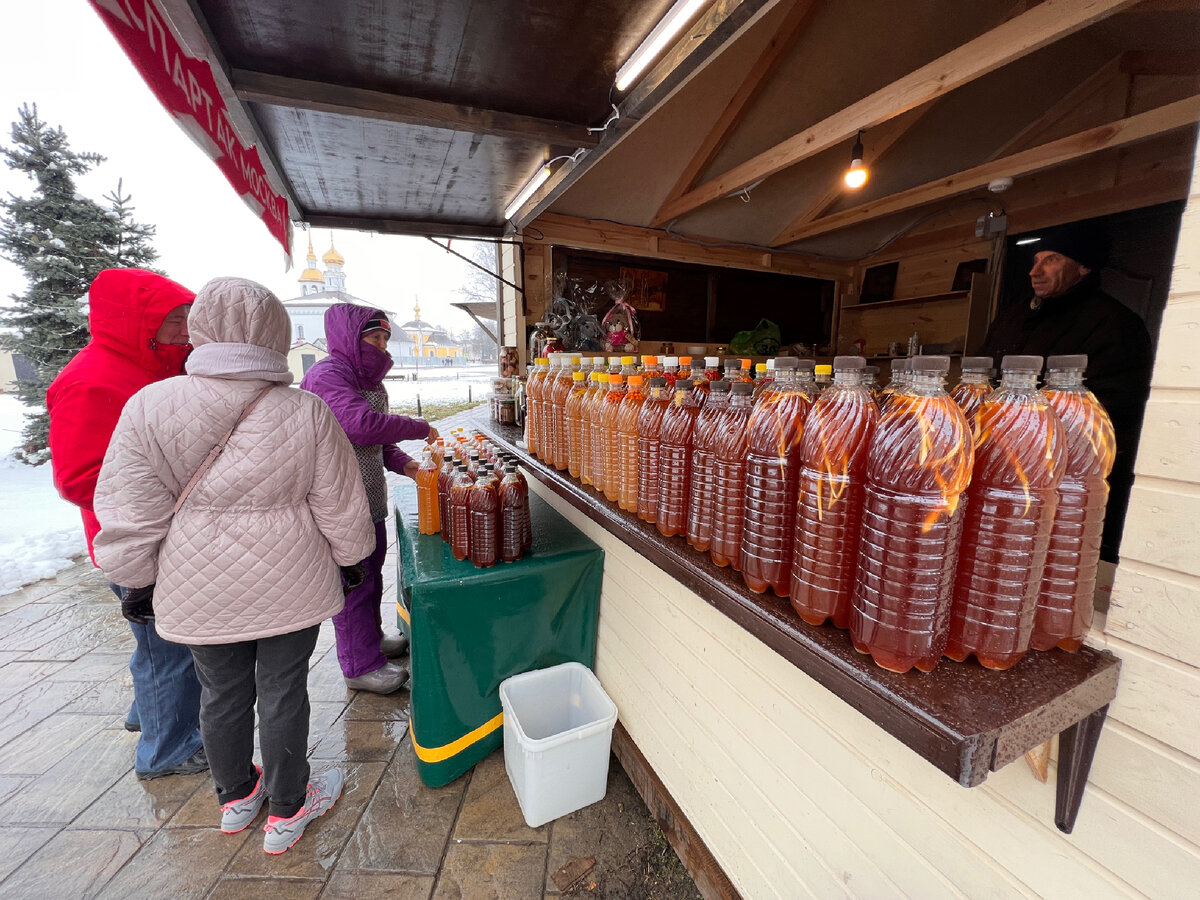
[982,222,1153,561]
[46,268,206,779]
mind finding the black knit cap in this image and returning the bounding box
[1035,221,1110,272]
[361,316,391,337]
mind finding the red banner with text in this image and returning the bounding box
[89,0,292,262]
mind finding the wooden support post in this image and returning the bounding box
[1055,704,1110,834]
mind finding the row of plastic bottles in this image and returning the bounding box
[522,348,1114,675]
[415,431,532,568]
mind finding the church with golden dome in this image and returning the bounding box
[283,233,385,346]
[282,232,463,380]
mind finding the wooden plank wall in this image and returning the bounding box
[498,242,526,368]
[519,133,1200,898]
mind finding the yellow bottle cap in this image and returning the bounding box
[573,371,586,381]
[815,364,833,375]
[621,356,636,365]
[595,372,609,383]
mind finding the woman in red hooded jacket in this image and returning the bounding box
[46,268,207,780]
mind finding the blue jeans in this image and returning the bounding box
[110,584,204,774]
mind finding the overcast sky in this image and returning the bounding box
[1,0,489,333]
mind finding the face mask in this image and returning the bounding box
[360,340,394,382]
[151,340,192,377]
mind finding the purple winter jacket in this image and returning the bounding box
[301,303,431,521]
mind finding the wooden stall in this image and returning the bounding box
[118,1,1200,896]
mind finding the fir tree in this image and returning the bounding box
[0,104,159,462]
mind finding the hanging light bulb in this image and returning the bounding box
[844,131,867,189]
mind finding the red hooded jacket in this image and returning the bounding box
[46,268,194,564]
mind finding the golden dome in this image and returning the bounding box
[299,266,325,283]
[322,237,345,267]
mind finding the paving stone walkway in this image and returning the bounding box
[0,445,700,898]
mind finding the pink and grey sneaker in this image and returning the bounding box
[220,765,266,834]
[262,768,344,855]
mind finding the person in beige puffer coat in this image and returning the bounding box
[94,277,375,855]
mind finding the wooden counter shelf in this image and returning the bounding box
[474,409,1120,834]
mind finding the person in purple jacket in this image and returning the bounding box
[301,304,439,693]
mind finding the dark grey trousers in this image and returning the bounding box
[189,625,320,819]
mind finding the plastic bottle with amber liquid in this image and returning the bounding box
[945,355,1066,670]
[813,364,833,393]
[437,450,456,543]
[851,355,974,673]
[579,371,602,487]
[636,377,670,524]
[524,357,549,458]
[1032,354,1115,652]
[740,358,813,596]
[539,355,561,465]
[549,355,578,472]
[656,382,701,538]
[601,373,628,504]
[790,357,879,628]
[415,446,441,535]
[686,379,731,552]
[449,463,474,562]
[660,356,679,389]
[863,365,880,399]
[564,371,589,479]
[468,470,501,568]
[615,375,645,512]
[702,356,721,386]
[752,358,776,404]
[677,356,693,382]
[587,372,611,494]
[951,356,994,439]
[877,358,908,413]
[499,463,533,562]
[709,381,755,568]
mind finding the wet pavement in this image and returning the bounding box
[0,445,700,898]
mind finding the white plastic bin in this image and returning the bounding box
[499,661,618,827]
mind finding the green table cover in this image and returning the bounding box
[394,480,604,787]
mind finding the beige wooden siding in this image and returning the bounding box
[518,132,1200,898]
[498,242,524,365]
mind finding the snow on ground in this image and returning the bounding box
[383,363,501,407]
[0,363,502,595]
[0,394,88,595]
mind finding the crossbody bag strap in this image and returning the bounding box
[172,385,277,515]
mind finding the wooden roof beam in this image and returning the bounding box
[653,0,1141,226]
[654,0,822,219]
[304,214,506,240]
[770,103,940,243]
[231,69,600,148]
[509,0,788,229]
[983,54,1127,162]
[772,94,1200,246]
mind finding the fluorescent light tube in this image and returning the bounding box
[1016,237,1041,245]
[615,0,708,92]
[504,165,551,221]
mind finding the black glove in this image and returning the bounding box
[121,584,155,625]
[340,563,366,595]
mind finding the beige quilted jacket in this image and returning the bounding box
[94,277,375,644]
